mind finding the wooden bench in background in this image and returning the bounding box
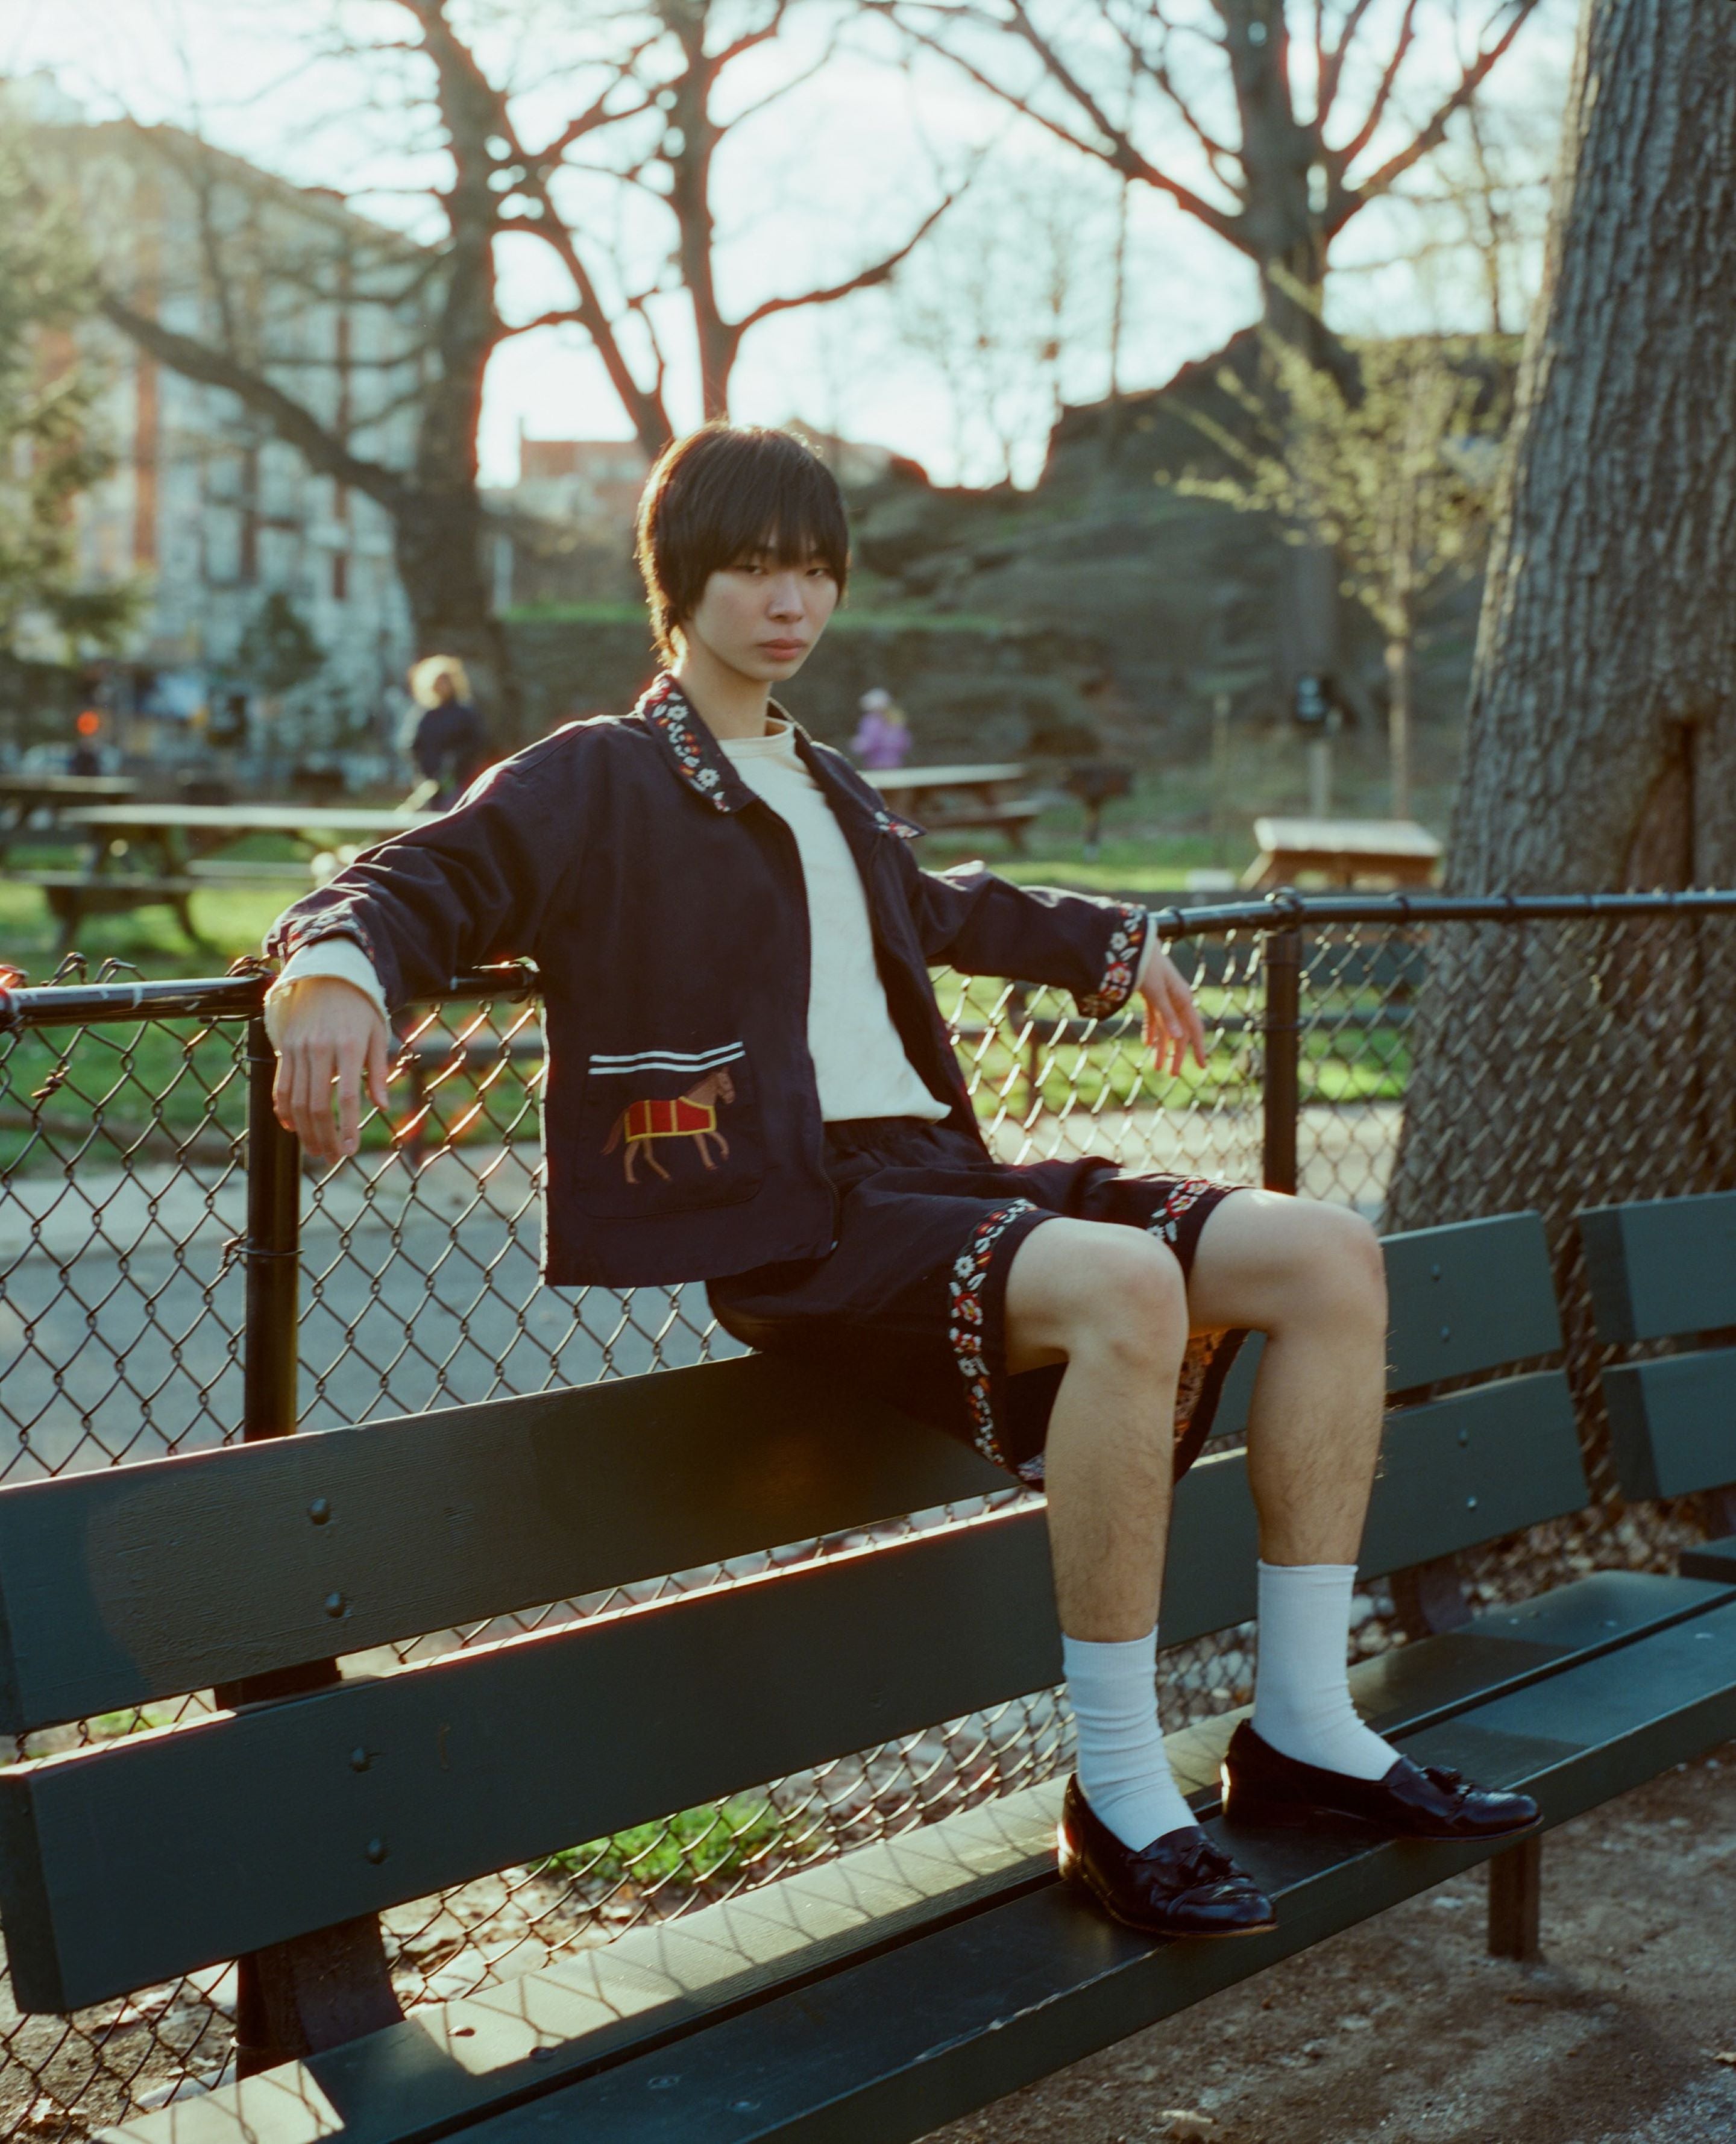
[1241,817,1443,891]
[2,1213,1734,2142]
[863,763,1045,852]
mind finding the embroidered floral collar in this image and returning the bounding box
[635,672,758,814]
[634,670,922,840]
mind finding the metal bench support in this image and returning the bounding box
[1486,1833,1543,1961]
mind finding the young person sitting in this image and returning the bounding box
[263,424,1536,1941]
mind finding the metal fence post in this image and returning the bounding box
[227,1013,405,2072]
[1262,926,1301,1195]
[242,1012,300,1443]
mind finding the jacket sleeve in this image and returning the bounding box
[260,749,580,1013]
[908,860,1149,1019]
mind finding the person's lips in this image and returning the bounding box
[760,638,805,659]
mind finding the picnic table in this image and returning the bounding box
[863,761,1043,851]
[1241,815,1443,891]
[12,802,435,951]
[0,774,137,866]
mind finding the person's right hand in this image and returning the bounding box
[271,977,392,1162]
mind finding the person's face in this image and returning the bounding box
[681,547,840,682]
[433,673,457,704]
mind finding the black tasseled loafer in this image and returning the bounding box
[1057,1776,1278,1938]
[1219,1721,1541,1841]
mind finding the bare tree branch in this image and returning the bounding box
[1332,0,1425,172]
[714,1,792,69]
[1329,0,1544,230]
[95,290,406,509]
[733,186,960,333]
[1316,0,1383,130]
[873,1,1244,245]
[1112,11,1239,185]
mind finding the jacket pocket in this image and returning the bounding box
[573,1041,766,1220]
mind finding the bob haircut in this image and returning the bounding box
[635,424,850,662]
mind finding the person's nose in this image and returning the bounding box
[767,574,804,618]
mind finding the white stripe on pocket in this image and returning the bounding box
[587,1041,746,1076]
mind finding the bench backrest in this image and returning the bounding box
[1580,1191,1736,1500]
[0,1212,1583,2015]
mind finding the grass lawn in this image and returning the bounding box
[0,793,1412,1177]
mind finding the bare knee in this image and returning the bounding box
[1275,1202,1387,1334]
[1006,1222,1187,1374]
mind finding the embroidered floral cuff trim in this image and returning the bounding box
[1075,902,1148,1020]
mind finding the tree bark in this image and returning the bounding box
[1383,0,1736,1495]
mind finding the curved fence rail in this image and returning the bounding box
[1,885,1734,2130]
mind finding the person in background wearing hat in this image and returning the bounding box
[850,687,911,770]
[407,656,491,810]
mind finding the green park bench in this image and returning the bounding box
[2,1212,1735,2142]
[1581,1188,1736,1559]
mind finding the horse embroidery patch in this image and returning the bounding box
[603,1070,734,1183]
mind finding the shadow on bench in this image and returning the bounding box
[1,1212,1732,2142]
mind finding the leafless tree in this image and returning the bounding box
[872,0,1551,377]
[1386,0,1736,1339]
[893,160,1113,484]
[69,0,958,739]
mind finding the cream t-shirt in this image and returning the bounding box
[264,714,949,1124]
[717,715,947,1122]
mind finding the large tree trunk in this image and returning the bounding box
[392,491,521,750]
[1383,0,1736,1501]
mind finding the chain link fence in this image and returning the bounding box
[1,889,1732,2131]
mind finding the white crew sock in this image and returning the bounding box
[1251,1560,1400,1781]
[1063,1630,1198,1850]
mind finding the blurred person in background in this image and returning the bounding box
[406,656,491,810]
[67,709,103,776]
[850,686,911,769]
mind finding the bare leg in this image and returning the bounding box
[1005,1216,1209,1850]
[1004,1217,1190,1641]
[1183,1190,1388,1564]
[1187,1189,1397,1777]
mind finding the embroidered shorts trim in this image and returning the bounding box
[707,1116,1251,1486]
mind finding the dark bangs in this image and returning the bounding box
[635,424,850,660]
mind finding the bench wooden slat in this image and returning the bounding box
[0,1215,1560,1735]
[99,1594,1736,2144]
[0,1362,1590,2014]
[476,1609,1734,2144]
[1601,1349,1736,1501]
[1359,1373,1588,1575]
[1580,1192,1736,1342]
[0,1441,1247,2011]
[0,1504,1061,2012]
[0,1356,1007,1735]
[1383,1215,1562,1391]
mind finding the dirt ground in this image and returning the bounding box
[923,1747,1736,2144]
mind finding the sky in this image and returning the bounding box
[0,0,1577,488]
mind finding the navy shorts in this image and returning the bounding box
[708,1117,1250,1486]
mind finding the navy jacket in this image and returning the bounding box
[264,673,1148,1286]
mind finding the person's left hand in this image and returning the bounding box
[1137,934,1207,1076]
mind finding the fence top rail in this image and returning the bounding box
[3,890,1735,1033]
[1152,887,1736,938]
